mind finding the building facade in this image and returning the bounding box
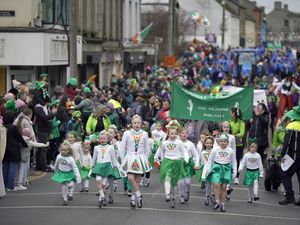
[267,1,300,47]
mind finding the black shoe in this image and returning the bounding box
[180,197,185,204]
[98,199,103,208]
[114,186,117,192]
[213,202,220,210]
[184,192,190,203]
[279,198,295,205]
[226,195,230,200]
[200,181,206,190]
[108,196,114,204]
[166,194,171,202]
[84,188,89,192]
[220,204,226,212]
[170,198,176,208]
[254,196,260,201]
[102,197,107,206]
[68,196,73,201]
[130,199,136,208]
[137,196,143,208]
[227,188,233,195]
[79,188,84,193]
[63,200,67,206]
[95,192,100,196]
[248,199,253,203]
[210,196,215,204]
[294,200,300,206]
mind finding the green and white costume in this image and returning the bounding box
[120,129,152,174]
[206,146,237,184]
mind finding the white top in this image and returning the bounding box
[225,133,236,153]
[81,153,92,168]
[200,149,212,166]
[111,140,121,160]
[92,144,117,166]
[238,152,264,177]
[71,142,83,163]
[276,79,300,95]
[207,146,237,177]
[151,129,166,142]
[182,140,199,167]
[120,129,150,159]
[196,141,203,154]
[22,136,48,149]
[54,154,81,183]
[155,139,189,162]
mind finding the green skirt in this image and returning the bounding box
[160,158,185,187]
[51,170,76,183]
[80,166,91,180]
[183,157,195,178]
[243,169,259,186]
[206,162,232,184]
[195,164,204,183]
[91,162,114,178]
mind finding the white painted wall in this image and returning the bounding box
[0,0,39,27]
[0,32,82,66]
[245,20,256,47]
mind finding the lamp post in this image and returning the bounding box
[221,0,226,48]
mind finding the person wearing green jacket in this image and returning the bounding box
[230,107,246,185]
[86,105,111,135]
[272,115,289,158]
[106,102,121,131]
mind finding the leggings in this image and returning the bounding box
[236,146,244,177]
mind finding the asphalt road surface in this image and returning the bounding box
[0,169,299,225]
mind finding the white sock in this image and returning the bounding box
[171,186,176,199]
[164,177,171,195]
[185,178,191,194]
[178,179,185,196]
[135,191,141,198]
[62,184,68,201]
[108,179,114,196]
[206,182,212,197]
[248,185,254,199]
[254,180,258,196]
[84,180,89,188]
[99,190,104,199]
[68,182,74,197]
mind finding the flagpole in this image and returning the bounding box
[167,0,174,55]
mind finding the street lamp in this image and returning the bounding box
[221,0,226,48]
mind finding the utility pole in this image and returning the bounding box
[221,0,226,48]
[69,0,78,78]
[167,0,174,55]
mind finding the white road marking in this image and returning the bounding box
[0,205,299,221]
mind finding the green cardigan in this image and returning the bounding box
[230,119,245,147]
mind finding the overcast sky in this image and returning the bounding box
[255,0,300,13]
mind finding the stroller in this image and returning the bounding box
[264,158,281,191]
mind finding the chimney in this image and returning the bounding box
[284,4,288,11]
[274,1,282,10]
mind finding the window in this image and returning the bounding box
[0,39,4,57]
[284,19,289,27]
[42,0,69,25]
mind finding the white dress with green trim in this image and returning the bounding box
[206,146,237,184]
[238,152,264,186]
[91,144,121,179]
[51,154,81,184]
[182,140,199,178]
[120,129,152,174]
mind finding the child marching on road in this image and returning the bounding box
[178,127,199,204]
[120,115,151,208]
[206,133,237,212]
[238,139,264,203]
[200,136,215,206]
[155,126,189,208]
[51,141,81,206]
[79,139,92,192]
[91,131,119,208]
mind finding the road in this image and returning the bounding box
[0,169,299,225]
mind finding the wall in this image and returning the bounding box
[123,0,141,46]
[245,20,255,47]
[0,0,39,27]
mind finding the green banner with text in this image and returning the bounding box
[171,82,253,122]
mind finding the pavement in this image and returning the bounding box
[0,169,299,225]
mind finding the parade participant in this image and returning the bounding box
[120,115,151,208]
[178,127,199,204]
[206,133,237,212]
[238,140,264,203]
[66,131,83,199]
[275,74,300,121]
[278,104,300,206]
[51,141,81,206]
[230,107,245,185]
[155,126,188,208]
[200,136,214,206]
[79,139,92,193]
[196,131,209,154]
[91,131,119,208]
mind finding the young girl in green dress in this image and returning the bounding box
[206,133,237,212]
[51,141,81,206]
[238,141,264,203]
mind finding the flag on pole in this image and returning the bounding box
[189,11,210,26]
[132,23,153,45]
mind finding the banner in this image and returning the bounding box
[170,83,254,122]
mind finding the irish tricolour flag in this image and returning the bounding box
[132,23,153,45]
[189,11,210,26]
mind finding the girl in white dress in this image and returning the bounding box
[120,115,151,208]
